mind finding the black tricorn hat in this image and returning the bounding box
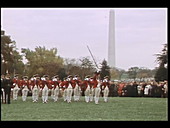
[33,74,38,77]
[54,75,59,78]
[36,77,40,79]
[23,76,28,79]
[68,75,73,78]
[94,71,100,75]
[14,74,19,77]
[43,75,49,78]
[104,76,109,79]
[85,75,90,78]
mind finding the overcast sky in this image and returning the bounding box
[1,8,167,71]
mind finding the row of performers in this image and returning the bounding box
[10,71,110,104]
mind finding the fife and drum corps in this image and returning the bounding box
[1,70,113,104]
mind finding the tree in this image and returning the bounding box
[1,29,24,75]
[110,68,119,80]
[127,67,139,80]
[154,44,168,82]
[21,46,64,78]
[136,67,153,80]
[154,67,167,82]
[155,44,168,68]
[62,57,95,79]
[79,56,95,79]
[100,59,110,80]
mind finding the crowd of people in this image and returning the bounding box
[111,80,168,98]
[1,71,168,105]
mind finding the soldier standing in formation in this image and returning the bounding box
[83,75,91,103]
[21,76,30,101]
[31,75,40,102]
[12,74,21,100]
[92,71,101,104]
[41,75,50,103]
[101,76,110,102]
[51,75,61,102]
[73,75,82,102]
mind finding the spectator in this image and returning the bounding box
[137,82,143,97]
[163,81,168,98]
[144,82,152,97]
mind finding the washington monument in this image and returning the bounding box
[108,10,115,68]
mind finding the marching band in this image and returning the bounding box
[1,71,111,104]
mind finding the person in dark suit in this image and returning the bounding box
[1,74,5,103]
[4,73,13,104]
[132,82,138,97]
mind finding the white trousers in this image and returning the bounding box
[84,87,93,102]
[85,87,90,103]
[22,86,29,101]
[51,88,54,100]
[63,89,67,101]
[13,85,20,100]
[66,87,73,103]
[73,85,81,101]
[32,86,39,102]
[103,87,109,102]
[53,87,60,102]
[94,87,101,104]
[42,86,49,103]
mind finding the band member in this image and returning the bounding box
[101,76,110,102]
[66,75,74,103]
[51,75,61,102]
[21,76,30,101]
[41,75,50,103]
[82,75,91,103]
[60,75,74,103]
[92,71,101,104]
[73,75,82,101]
[60,77,68,102]
[89,77,95,102]
[12,74,21,100]
[31,75,40,102]
[4,74,13,104]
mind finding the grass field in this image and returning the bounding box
[1,96,168,121]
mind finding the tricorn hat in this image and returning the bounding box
[14,74,19,77]
[104,76,109,79]
[43,75,49,78]
[68,75,73,78]
[85,75,90,78]
[23,76,28,79]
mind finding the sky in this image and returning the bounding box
[1,8,167,71]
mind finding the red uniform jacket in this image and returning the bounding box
[102,80,110,89]
[60,80,69,89]
[74,80,82,87]
[82,80,91,90]
[60,80,75,89]
[12,78,21,88]
[52,80,61,89]
[40,80,52,89]
[92,74,99,88]
[31,80,41,89]
[70,80,76,89]
[21,80,30,89]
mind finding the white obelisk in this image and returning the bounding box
[108,10,115,68]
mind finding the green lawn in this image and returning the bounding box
[1,96,168,121]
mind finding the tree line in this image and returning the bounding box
[1,29,168,82]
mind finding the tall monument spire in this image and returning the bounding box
[108,9,115,68]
